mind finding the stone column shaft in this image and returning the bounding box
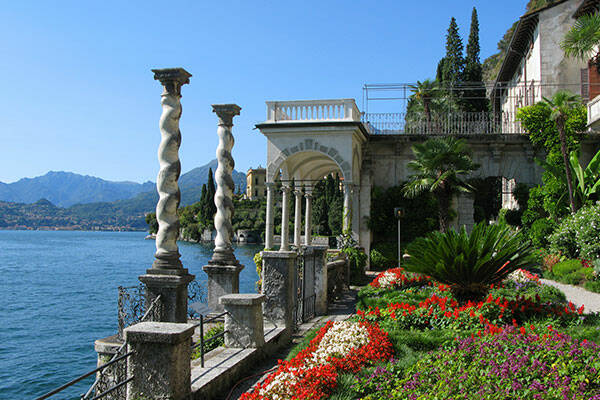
[343,183,353,233]
[265,182,275,249]
[293,189,303,248]
[210,104,241,266]
[150,68,191,271]
[141,68,194,323]
[280,185,291,251]
[304,193,312,246]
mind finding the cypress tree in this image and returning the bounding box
[198,184,208,227]
[441,17,464,91]
[206,168,217,228]
[463,7,489,112]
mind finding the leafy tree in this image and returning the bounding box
[542,91,583,214]
[145,212,158,234]
[403,137,479,232]
[561,13,600,65]
[328,195,343,235]
[462,7,489,112]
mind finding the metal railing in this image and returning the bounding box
[362,111,524,135]
[81,294,163,399]
[191,312,228,368]
[35,294,163,400]
[35,352,134,400]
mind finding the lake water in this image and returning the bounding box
[0,230,260,399]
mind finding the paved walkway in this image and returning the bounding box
[541,279,600,313]
[220,289,359,400]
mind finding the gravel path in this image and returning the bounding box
[541,279,600,313]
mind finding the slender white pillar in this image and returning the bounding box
[150,68,191,270]
[280,185,291,251]
[265,182,275,249]
[304,193,313,245]
[343,182,353,233]
[210,104,241,266]
[293,189,303,248]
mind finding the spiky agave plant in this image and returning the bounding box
[403,222,536,302]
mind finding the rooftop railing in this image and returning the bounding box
[265,99,361,123]
[362,111,525,135]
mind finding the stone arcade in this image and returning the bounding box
[256,98,600,263]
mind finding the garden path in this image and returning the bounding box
[222,289,359,400]
[541,279,600,313]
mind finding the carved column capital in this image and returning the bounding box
[293,190,303,198]
[152,68,192,96]
[281,185,292,194]
[304,192,313,199]
[212,104,241,126]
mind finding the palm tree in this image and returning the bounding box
[561,13,600,64]
[409,79,440,132]
[403,137,479,232]
[542,90,581,214]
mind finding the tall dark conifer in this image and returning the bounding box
[198,184,208,227]
[441,17,464,91]
[463,7,489,112]
[206,168,217,228]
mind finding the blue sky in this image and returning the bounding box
[1,0,529,183]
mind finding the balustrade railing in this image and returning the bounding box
[266,99,361,122]
[362,111,525,135]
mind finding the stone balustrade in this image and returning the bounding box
[266,99,361,122]
[588,94,600,128]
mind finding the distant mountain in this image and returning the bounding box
[0,160,249,230]
[0,161,247,208]
[0,171,154,207]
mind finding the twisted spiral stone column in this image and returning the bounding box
[151,68,191,270]
[210,104,241,266]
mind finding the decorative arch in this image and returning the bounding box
[267,138,352,183]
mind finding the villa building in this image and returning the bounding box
[246,167,266,200]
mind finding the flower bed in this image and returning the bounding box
[241,320,393,400]
[369,267,431,289]
[359,289,584,335]
[356,327,600,399]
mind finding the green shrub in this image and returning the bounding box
[529,218,556,248]
[369,249,390,270]
[584,280,600,293]
[403,222,536,301]
[549,204,600,260]
[191,323,224,359]
[342,246,367,285]
[551,259,581,276]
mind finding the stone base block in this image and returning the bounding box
[139,271,195,323]
[203,264,244,313]
[220,294,265,348]
[125,322,195,400]
[261,251,297,330]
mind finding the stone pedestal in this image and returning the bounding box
[261,251,297,331]
[93,335,124,400]
[220,294,265,348]
[125,322,195,400]
[203,264,244,313]
[139,271,194,323]
[304,246,328,315]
